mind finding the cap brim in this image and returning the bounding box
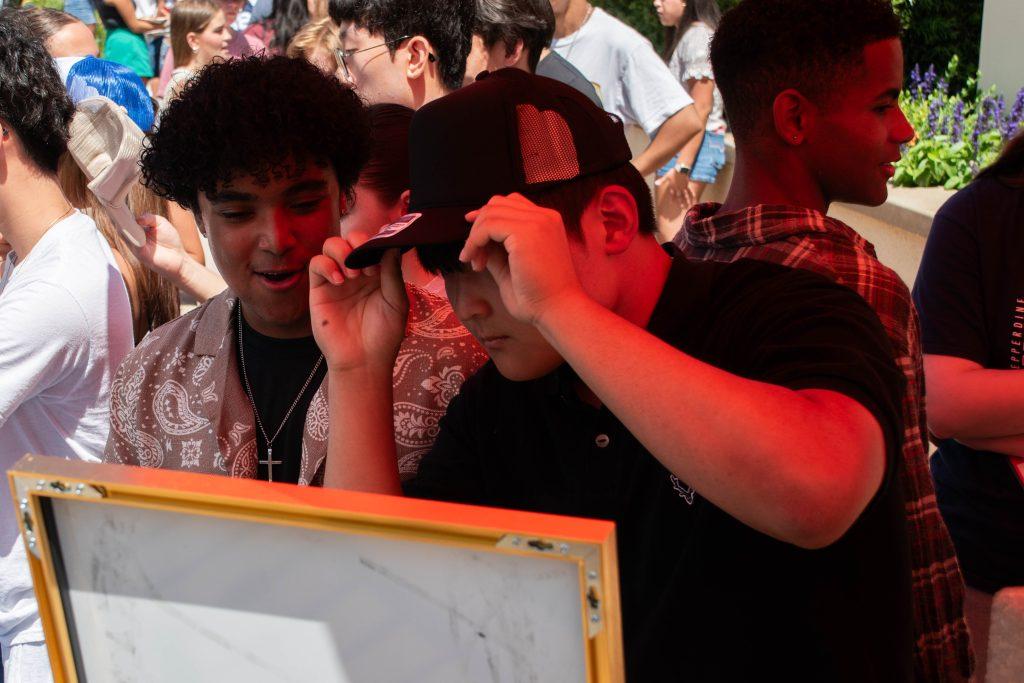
[344,205,475,269]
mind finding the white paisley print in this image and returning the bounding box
[104,286,487,484]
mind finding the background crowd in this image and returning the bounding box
[0,0,1022,681]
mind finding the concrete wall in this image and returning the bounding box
[979,0,1024,99]
[698,139,942,290]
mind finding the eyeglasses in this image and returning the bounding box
[335,35,411,82]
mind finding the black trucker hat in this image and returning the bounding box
[344,67,633,268]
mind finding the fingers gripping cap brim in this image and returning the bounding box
[344,206,474,269]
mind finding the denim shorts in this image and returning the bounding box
[655,131,727,184]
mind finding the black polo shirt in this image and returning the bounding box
[406,255,912,682]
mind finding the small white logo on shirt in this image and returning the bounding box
[669,474,696,505]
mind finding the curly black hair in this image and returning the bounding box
[0,9,74,173]
[142,56,371,212]
[711,0,901,141]
[329,0,474,93]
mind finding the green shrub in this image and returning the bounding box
[591,0,982,88]
[894,57,1024,189]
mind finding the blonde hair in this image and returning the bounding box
[171,0,222,68]
[285,17,340,71]
[58,155,180,343]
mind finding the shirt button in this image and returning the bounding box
[595,434,610,448]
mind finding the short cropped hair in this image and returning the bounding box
[142,56,370,212]
[0,9,74,173]
[328,0,474,92]
[711,0,901,140]
[474,0,554,74]
[18,6,78,45]
[417,163,655,275]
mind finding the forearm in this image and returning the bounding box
[323,368,402,495]
[167,202,205,266]
[536,292,883,548]
[673,127,705,170]
[925,360,1024,439]
[957,433,1024,458]
[631,106,702,177]
[176,257,227,301]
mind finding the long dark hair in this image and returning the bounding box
[661,0,722,62]
[359,103,414,205]
[977,129,1024,185]
[267,0,310,53]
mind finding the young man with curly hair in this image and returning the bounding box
[0,11,133,679]
[311,67,914,680]
[104,56,484,485]
[328,0,474,108]
[671,1,973,679]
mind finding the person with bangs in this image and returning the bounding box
[104,56,369,485]
[327,0,474,109]
[104,55,485,489]
[309,66,914,680]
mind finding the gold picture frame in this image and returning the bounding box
[8,454,624,682]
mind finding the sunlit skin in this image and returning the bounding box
[340,184,439,289]
[46,20,100,58]
[463,34,523,86]
[337,24,442,108]
[722,38,915,215]
[187,9,231,69]
[198,163,345,338]
[806,38,915,206]
[652,0,684,28]
[219,0,242,26]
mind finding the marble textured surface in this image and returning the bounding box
[49,498,587,682]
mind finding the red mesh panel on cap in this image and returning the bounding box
[517,103,580,184]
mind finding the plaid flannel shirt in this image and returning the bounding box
[676,203,973,682]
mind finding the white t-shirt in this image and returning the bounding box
[551,7,693,138]
[667,22,727,134]
[0,211,133,649]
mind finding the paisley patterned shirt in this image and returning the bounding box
[104,286,487,485]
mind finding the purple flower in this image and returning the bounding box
[921,65,937,96]
[950,100,965,141]
[936,77,949,95]
[909,64,923,93]
[977,96,996,134]
[1008,88,1024,137]
[927,97,943,136]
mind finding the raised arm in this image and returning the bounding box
[308,238,408,495]
[459,193,895,550]
[130,213,226,301]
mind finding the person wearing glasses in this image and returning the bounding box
[328,0,474,108]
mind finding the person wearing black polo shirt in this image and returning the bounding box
[310,68,913,680]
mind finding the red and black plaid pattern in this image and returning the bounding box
[677,203,974,682]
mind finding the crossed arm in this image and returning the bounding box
[925,354,1024,456]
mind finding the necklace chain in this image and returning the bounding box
[236,303,324,482]
[563,2,594,61]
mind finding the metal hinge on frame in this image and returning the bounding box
[14,478,108,559]
[496,534,606,638]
